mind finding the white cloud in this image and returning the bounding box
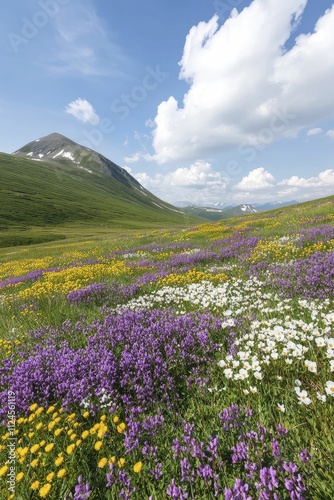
[151,1,334,163]
[327,130,334,139]
[234,168,276,191]
[279,169,334,188]
[133,161,228,204]
[65,98,100,125]
[307,128,322,136]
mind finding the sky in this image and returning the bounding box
[1,0,334,206]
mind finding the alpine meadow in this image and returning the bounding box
[1,0,334,499]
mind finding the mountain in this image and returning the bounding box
[179,200,299,221]
[0,133,200,246]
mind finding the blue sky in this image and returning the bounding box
[1,0,334,205]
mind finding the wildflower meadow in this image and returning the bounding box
[1,197,334,499]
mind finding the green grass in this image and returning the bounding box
[0,153,201,247]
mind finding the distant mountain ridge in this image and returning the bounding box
[179,200,299,221]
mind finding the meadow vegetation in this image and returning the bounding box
[0,195,334,499]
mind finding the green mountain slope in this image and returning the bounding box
[0,133,202,246]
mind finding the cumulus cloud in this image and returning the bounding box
[133,161,228,204]
[234,168,276,191]
[327,130,334,139]
[65,98,100,125]
[307,128,322,136]
[279,169,334,188]
[151,1,334,163]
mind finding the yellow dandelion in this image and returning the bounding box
[36,407,44,416]
[36,422,43,431]
[39,482,51,497]
[83,411,89,418]
[98,457,108,468]
[46,406,56,414]
[66,444,75,455]
[45,443,54,453]
[16,472,24,482]
[70,433,77,441]
[81,430,89,439]
[100,415,107,422]
[30,444,40,453]
[94,440,103,451]
[54,456,64,467]
[0,465,9,477]
[46,472,54,482]
[54,428,62,437]
[133,461,143,473]
[57,468,66,478]
[113,416,120,424]
[48,422,56,431]
[29,403,38,412]
[31,459,39,468]
[118,457,125,468]
[109,456,116,464]
[28,431,35,438]
[39,440,46,447]
[117,423,126,433]
[31,480,40,490]
[75,439,82,447]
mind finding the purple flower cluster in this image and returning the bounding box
[67,281,140,307]
[262,250,334,299]
[0,309,221,420]
[74,476,91,500]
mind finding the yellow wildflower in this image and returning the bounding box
[57,468,66,478]
[113,416,120,424]
[46,406,56,414]
[30,444,40,453]
[118,458,125,468]
[16,472,24,481]
[39,483,51,497]
[66,444,75,455]
[31,480,40,490]
[133,461,143,473]
[29,403,38,412]
[45,443,54,453]
[46,472,55,482]
[55,456,64,467]
[31,459,39,468]
[98,457,108,468]
[36,407,44,416]
[54,428,62,437]
[81,430,89,439]
[83,411,89,418]
[117,422,126,433]
[94,441,103,451]
[0,465,9,477]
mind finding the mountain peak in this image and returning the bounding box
[12,131,143,190]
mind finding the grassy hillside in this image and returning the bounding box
[0,153,200,247]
